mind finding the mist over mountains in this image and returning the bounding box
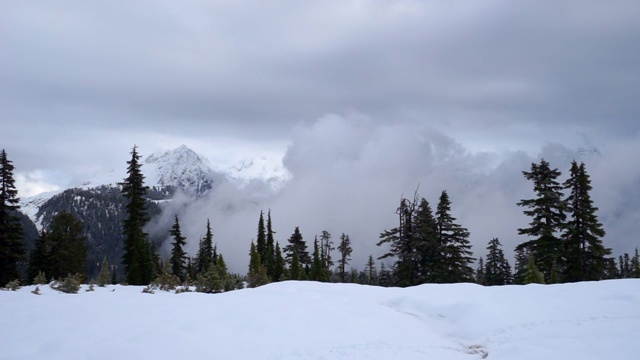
[17,117,640,274]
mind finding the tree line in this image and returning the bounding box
[1,147,640,290]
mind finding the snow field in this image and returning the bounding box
[1,280,639,359]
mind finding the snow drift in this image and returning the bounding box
[1,280,639,359]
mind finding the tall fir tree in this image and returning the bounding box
[475,257,486,285]
[435,191,474,283]
[319,230,334,277]
[256,211,267,263]
[413,198,440,284]
[516,159,566,282]
[0,149,25,285]
[169,215,188,281]
[365,254,377,285]
[120,146,154,285]
[337,233,353,282]
[284,227,310,270]
[562,161,610,282]
[247,242,269,287]
[265,210,276,279]
[309,237,326,281]
[196,219,215,275]
[27,230,48,284]
[46,211,88,280]
[272,242,285,281]
[377,196,417,286]
[484,238,512,285]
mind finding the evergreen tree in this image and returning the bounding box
[120,146,154,285]
[196,219,214,275]
[97,257,111,286]
[378,262,392,287]
[27,230,48,284]
[619,253,631,278]
[265,210,277,280]
[0,149,25,285]
[484,238,512,285]
[435,191,474,282]
[272,242,285,281]
[475,257,486,285]
[337,233,353,282]
[247,242,269,287]
[562,161,610,282]
[256,211,267,263]
[413,198,440,284]
[289,248,302,280]
[319,230,334,277]
[513,247,530,284]
[631,248,640,278]
[365,254,377,285]
[169,215,187,281]
[309,237,327,281]
[46,211,88,280]
[523,255,545,284]
[377,196,417,286]
[516,159,566,282]
[284,227,310,269]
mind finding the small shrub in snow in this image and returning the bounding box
[4,279,21,291]
[86,283,95,292]
[151,268,180,291]
[33,271,48,285]
[51,274,81,294]
[31,286,41,295]
[142,285,155,294]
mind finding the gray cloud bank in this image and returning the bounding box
[154,114,640,273]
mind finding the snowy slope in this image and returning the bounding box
[1,280,639,359]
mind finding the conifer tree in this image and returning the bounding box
[256,211,267,262]
[631,248,640,278]
[289,248,301,280]
[265,210,277,280]
[97,257,111,287]
[169,215,187,281]
[435,191,474,282]
[0,149,25,285]
[484,238,512,285]
[377,196,417,286]
[516,159,566,282]
[309,237,326,281]
[513,247,530,284]
[27,230,48,284]
[562,161,610,282]
[337,233,353,282]
[46,211,87,280]
[365,254,377,285]
[413,198,440,284]
[523,255,545,284]
[196,219,214,275]
[120,146,154,285]
[284,227,310,269]
[475,257,486,285]
[319,230,334,277]
[247,242,269,287]
[272,242,285,281]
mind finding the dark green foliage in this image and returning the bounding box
[413,198,440,283]
[0,149,25,285]
[337,233,353,282]
[484,238,512,285]
[309,237,328,281]
[169,215,187,281]
[435,191,474,282]
[247,242,269,287]
[256,211,267,263]
[272,242,285,281]
[4,279,20,291]
[195,219,215,275]
[284,227,310,270]
[631,249,640,278]
[523,255,545,284]
[51,273,82,294]
[27,230,48,284]
[365,255,377,285]
[97,257,111,286]
[513,247,530,284]
[120,146,155,285]
[289,247,302,280]
[319,230,334,277]
[46,211,88,280]
[475,257,486,285]
[33,271,47,285]
[516,159,566,282]
[152,263,181,291]
[377,197,416,286]
[562,161,611,282]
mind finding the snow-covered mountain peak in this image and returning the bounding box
[144,145,216,195]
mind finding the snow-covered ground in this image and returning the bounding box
[2,280,639,359]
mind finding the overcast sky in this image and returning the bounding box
[3,1,640,270]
